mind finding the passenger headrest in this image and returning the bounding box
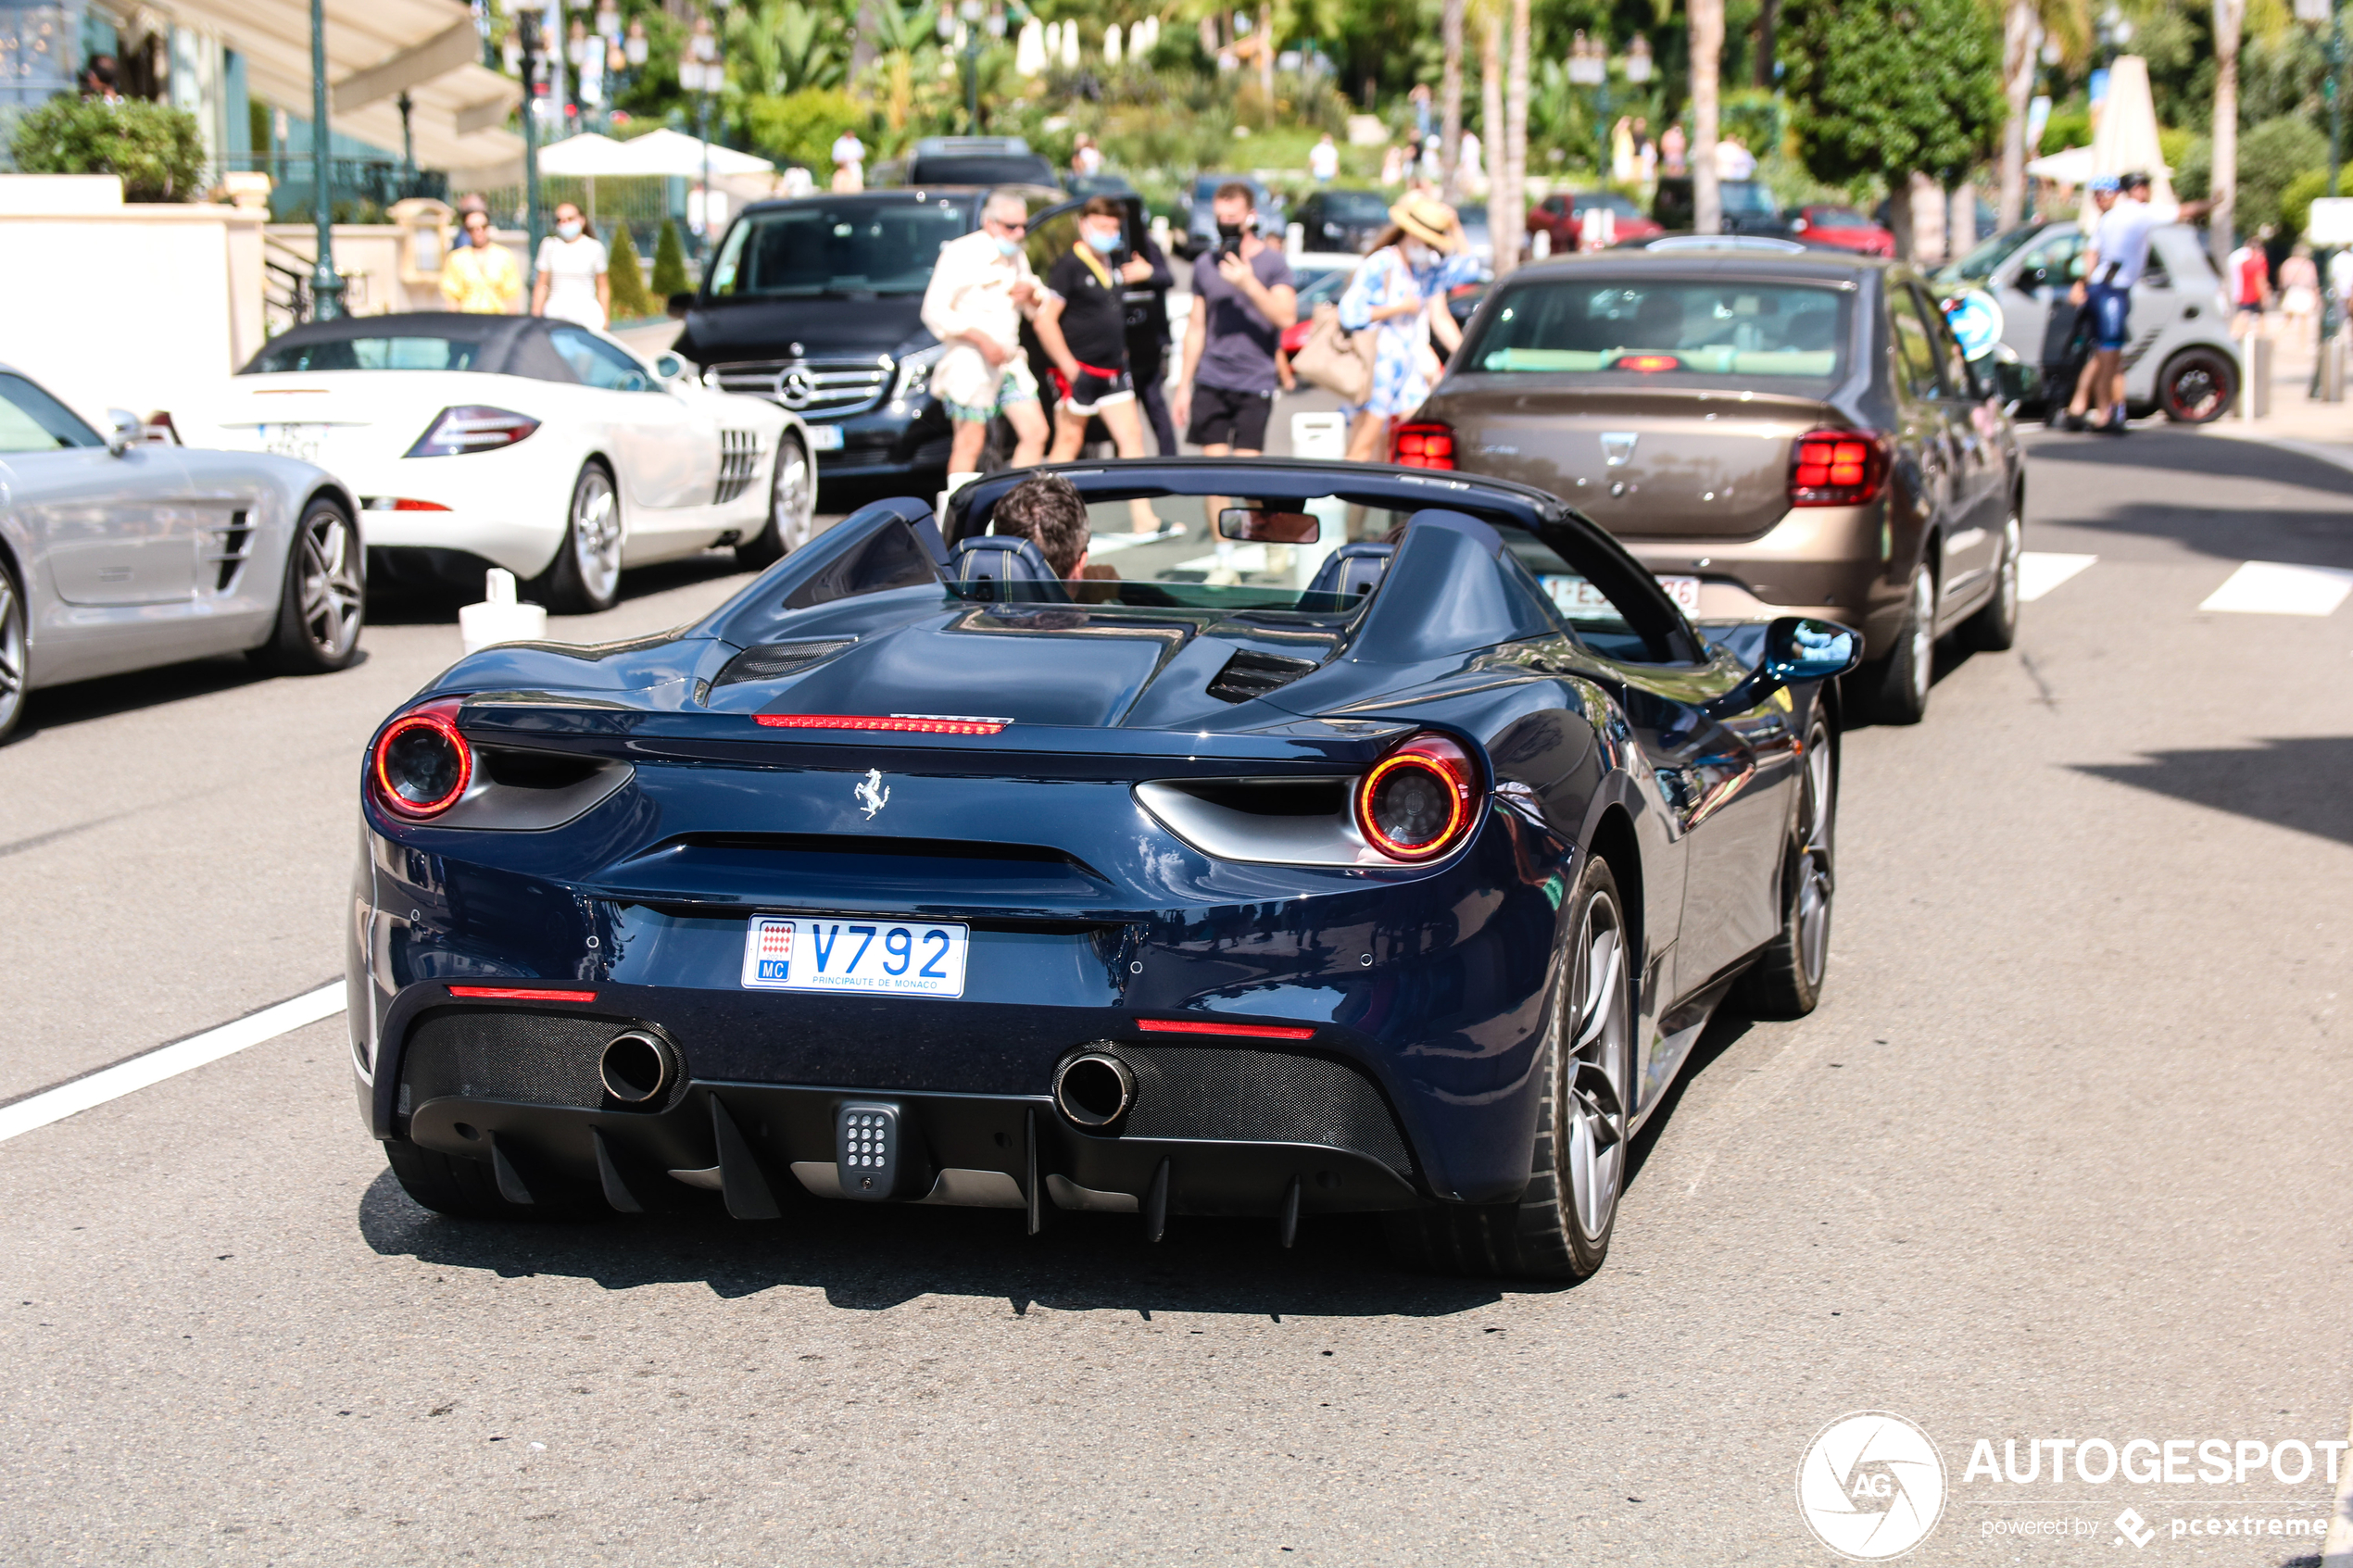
[1306,541,1395,600]
[950,534,1071,602]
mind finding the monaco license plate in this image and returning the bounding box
[804,423,843,451]
[740,915,968,997]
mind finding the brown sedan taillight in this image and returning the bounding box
[1789,430,1890,508]
[1390,421,1456,470]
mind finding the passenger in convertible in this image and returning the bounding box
[988,474,1126,603]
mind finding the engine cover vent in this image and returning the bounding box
[1206,648,1319,704]
[713,638,858,687]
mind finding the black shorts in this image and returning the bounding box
[1186,383,1274,449]
[1056,366,1135,416]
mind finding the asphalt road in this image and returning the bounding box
[1,422,2348,1566]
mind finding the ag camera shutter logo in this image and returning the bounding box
[1796,1411,1948,1560]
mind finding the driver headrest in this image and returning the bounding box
[950,535,1071,602]
[1306,540,1394,599]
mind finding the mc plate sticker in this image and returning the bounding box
[740,915,970,997]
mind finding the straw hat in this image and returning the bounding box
[1388,194,1464,253]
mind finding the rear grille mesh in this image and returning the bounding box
[1102,1044,1413,1174]
[713,638,858,686]
[398,1010,683,1118]
[709,358,891,418]
[714,428,761,504]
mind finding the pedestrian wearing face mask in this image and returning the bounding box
[1035,196,1169,532]
[532,203,610,330]
[921,190,1049,473]
[1173,182,1297,462]
[1336,195,1477,461]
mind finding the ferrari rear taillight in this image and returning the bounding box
[1789,429,1890,508]
[1390,421,1456,470]
[1353,732,1482,862]
[371,698,472,818]
[405,406,539,458]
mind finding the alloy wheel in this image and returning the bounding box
[573,468,623,604]
[0,568,24,737]
[1795,726,1836,987]
[771,436,813,551]
[1906,568,1935,709]
[1561,893,1632,1243]
[1996,512,2021,627]
[296,508,364,661]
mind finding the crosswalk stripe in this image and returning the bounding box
[2018,552,2097,602]
[0,984,346,1145]
[2197,560,2353,617]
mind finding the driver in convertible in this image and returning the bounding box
[990,474,1123,600]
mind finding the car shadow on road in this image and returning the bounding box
[2026,432,2353,570]
[2073,736,2353,849]
[12,649,367,742]
[363,548,760,627]
[356,1166,1516,1320]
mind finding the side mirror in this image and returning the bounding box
[1217,507,1321,544]
[1762,616,1862,684]
[653,352,686,382]
[105,408,141,457]
[665,292,697,320]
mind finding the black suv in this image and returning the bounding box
[1651,177,1794,238]
[674,186,1143,483]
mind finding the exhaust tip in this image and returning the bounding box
[600,1029,678,1107]
[1053,1050,1136,1129]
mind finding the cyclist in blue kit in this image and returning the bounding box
[2064,171,2209,433]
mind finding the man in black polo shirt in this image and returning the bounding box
[1035,197,1159,470]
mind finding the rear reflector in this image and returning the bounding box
[755,714,1011,734]
[1136,1018,1317,1041]
[447,985,599,1002]
[1617,353,1683,373]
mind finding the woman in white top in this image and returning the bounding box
[532,203,610,331]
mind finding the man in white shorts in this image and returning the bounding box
[921,191,1050,473]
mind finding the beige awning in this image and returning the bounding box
[130,0,523,175]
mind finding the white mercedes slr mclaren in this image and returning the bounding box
[176,313,817,612]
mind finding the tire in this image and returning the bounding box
[247,495,364,674]
[2158,346,2236,424]
[535,460,623,614]
[1736,717,1838,1020]
[1856,562,1935,725]
[733,431,813,571]
[0,552,26,746]
[1384,857,1634,1281]
[384,1138,603,1221]
[1960,505,2022,653]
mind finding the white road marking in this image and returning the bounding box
[2198,559,2353,617]
[2018,551,2097,602]
[0,984,345,1146]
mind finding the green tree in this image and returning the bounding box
[747,86,864,170]
[1780,0,2005,259]
[10,98,207,201]
[606,221,657,320]
[651,217,693,297]
[2176,115,2327,234]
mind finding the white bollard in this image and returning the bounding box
[1290,409,1347,458]
[459,568,548,653]
[939,470,982,529]
[1286,221,1305,260]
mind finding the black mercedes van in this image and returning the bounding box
[672,184,1141,483]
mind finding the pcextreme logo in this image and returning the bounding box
[1796,1411,1950,1561]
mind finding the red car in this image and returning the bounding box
[1529,190,1663,253]
[1791,205,1894,256]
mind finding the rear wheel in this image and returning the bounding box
[384,1139,603,1221]
[248,495,364,674]
[2158,346,2236,424]
[1384,857,1633,1280]
[536,460,623,614]
[1960,506,2022,653]
[733,431,813,571]
[1736,718,1838,1020]
[0,554,26,746]
[1857,564,1934,725]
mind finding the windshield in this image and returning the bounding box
[909,156,1054,186]
[1319,191,1390,220]
[1721,182,1779,218]
[1938,222,2044,286]
[246,335,484,373]
[1293,267,1355,307]
[1461,276,1847,383]
[709,199,971,298]
[1805,207,1870,227]
[0,371,102,450]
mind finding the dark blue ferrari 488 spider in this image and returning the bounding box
[348,458,1857,1279]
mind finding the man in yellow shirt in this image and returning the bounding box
[440,208,523,313]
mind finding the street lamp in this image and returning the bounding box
[1567,33,1650,183]
[937,0,1007,134]
[2296,0,2345,357]
[519,9,547,267]
[308,0,345,319]
[680,8,725,261]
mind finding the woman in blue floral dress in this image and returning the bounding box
[1335,195,1480,460]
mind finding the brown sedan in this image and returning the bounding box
[1394,245,2025,722]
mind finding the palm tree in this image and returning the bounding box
[1994,0,2088,232]
[1689,0,1724,233]
[1501,0,1529,271]
[1441,0,1466,200]
[2211,0,2246,268]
